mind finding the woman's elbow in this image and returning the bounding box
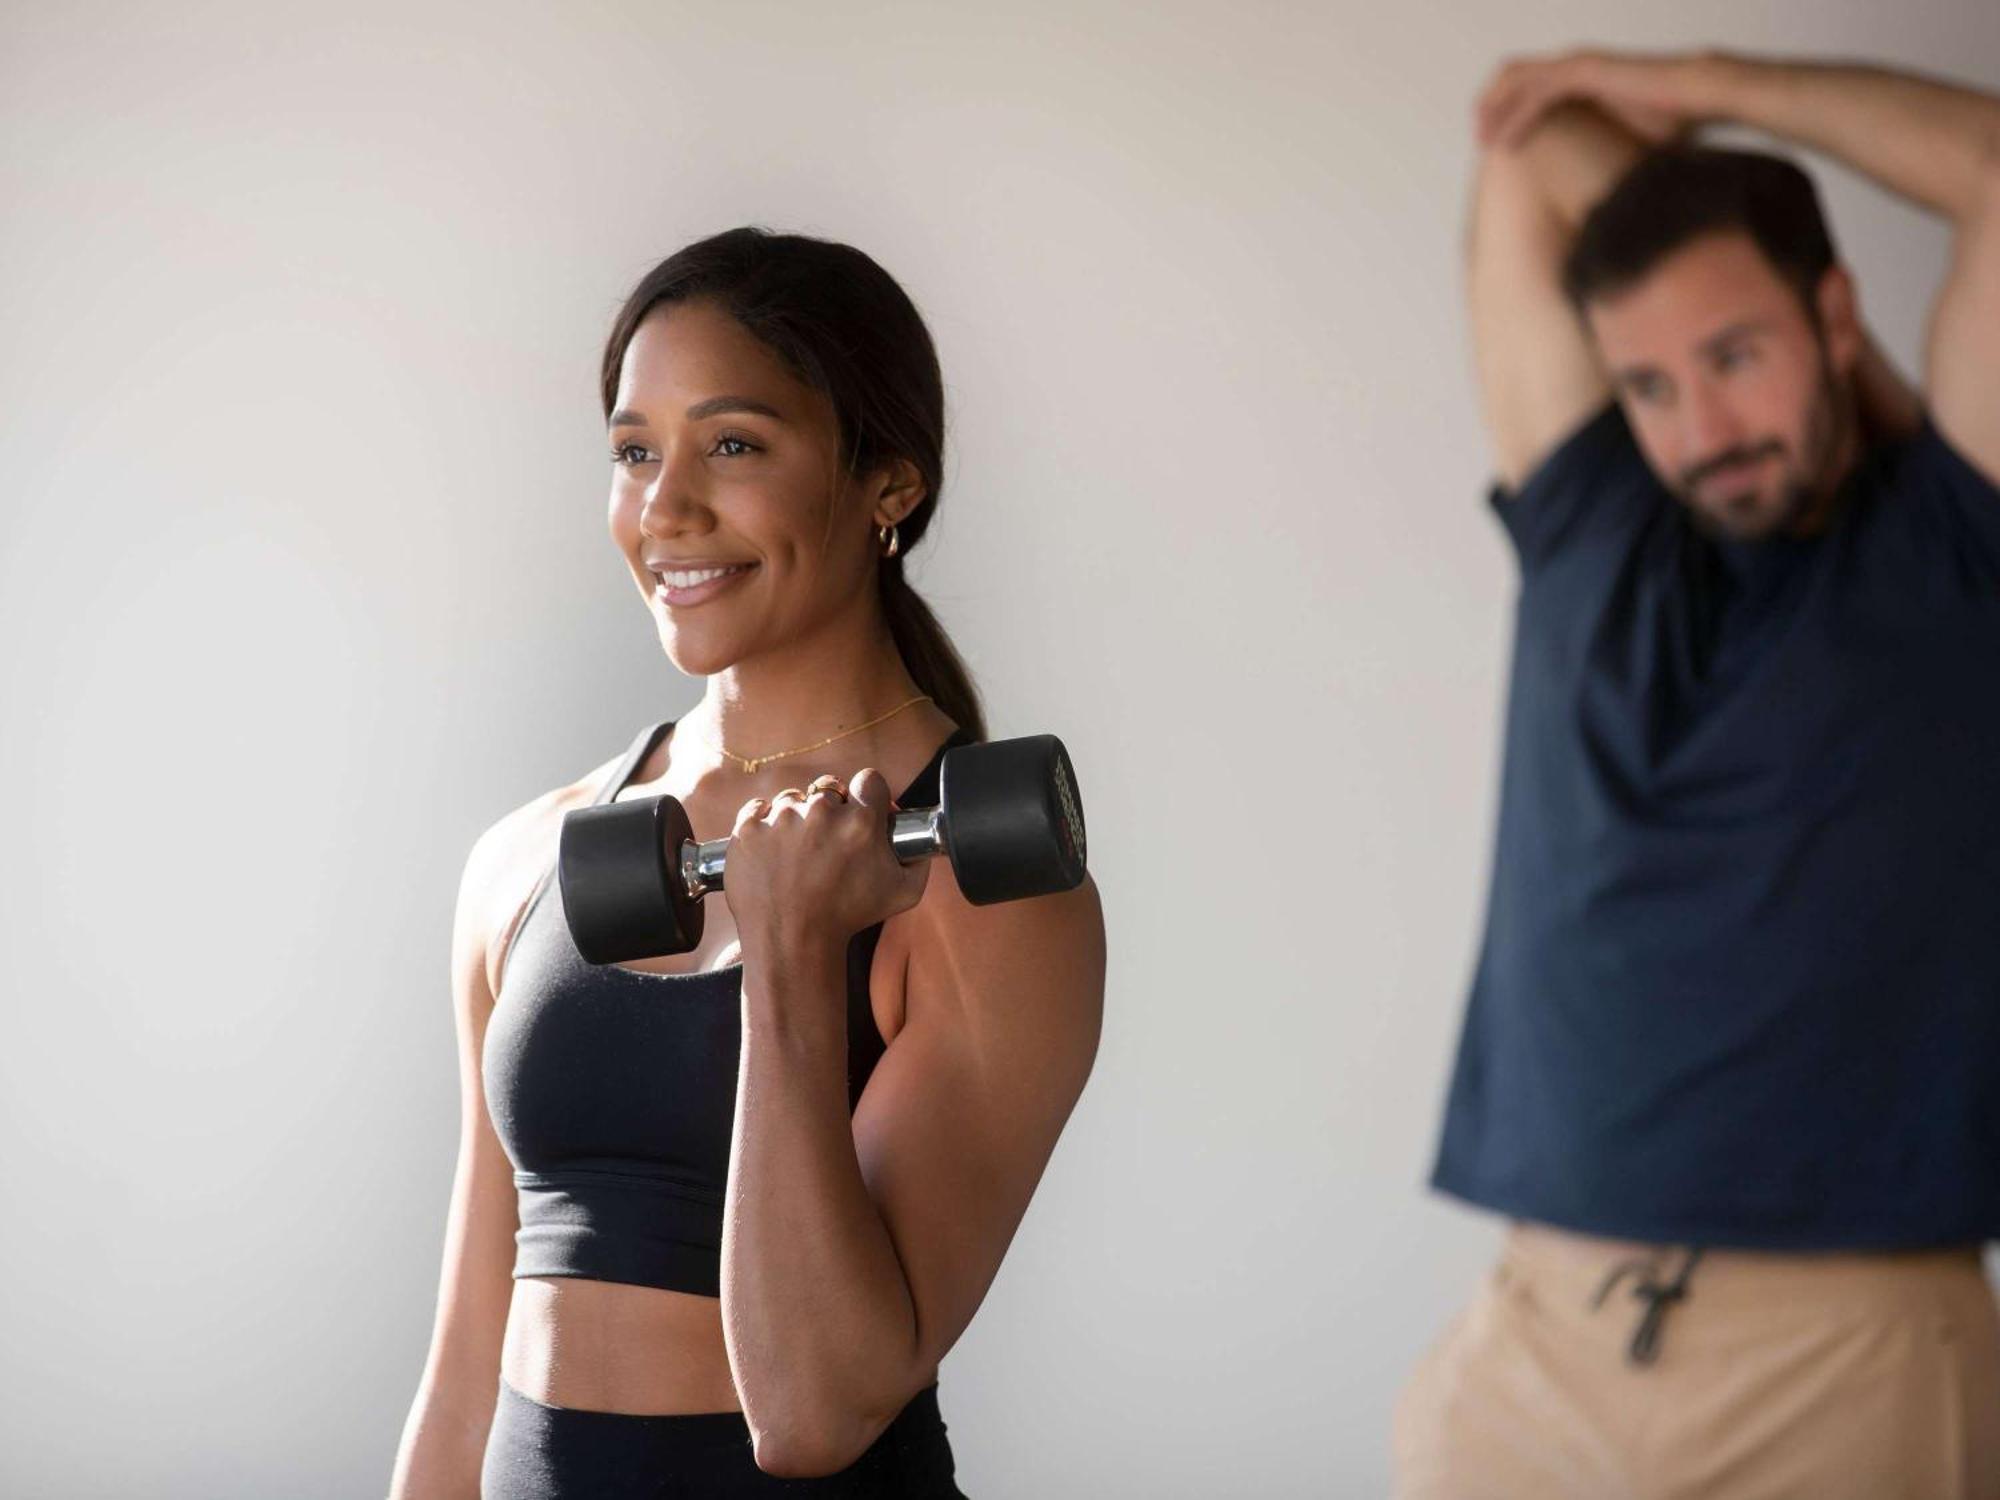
[747,1390,904,1479]
[749,1417,879,1480]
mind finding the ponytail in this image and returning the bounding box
[880,561,986,742]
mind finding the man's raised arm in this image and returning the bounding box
[1466,73,1654,492]
[1701,56,2000,485]
[1485,50,2000,486]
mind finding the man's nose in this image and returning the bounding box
[1682,377,1742,462]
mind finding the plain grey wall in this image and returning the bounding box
[3,1,1993,1494]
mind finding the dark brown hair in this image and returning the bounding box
[600,227,986,741]
[1562,146,1838,320]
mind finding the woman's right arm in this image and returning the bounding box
[386,813,537,1499]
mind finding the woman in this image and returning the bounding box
[388,228,1106,1497]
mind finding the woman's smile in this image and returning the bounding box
[649,560,758,608]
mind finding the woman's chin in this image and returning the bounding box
[655,625,744,680]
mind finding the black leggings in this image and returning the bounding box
[480,1377,967,1498]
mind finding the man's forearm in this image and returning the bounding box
[1697,54,2000,221]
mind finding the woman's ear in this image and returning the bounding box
[870,457,928,530]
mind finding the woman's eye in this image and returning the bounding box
[1717,344,1756,373]
[610,435,760,465]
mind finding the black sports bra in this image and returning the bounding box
[480,721,968,1297]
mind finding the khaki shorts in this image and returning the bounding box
[1393,1222,2000,1500]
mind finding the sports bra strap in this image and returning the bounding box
[595,720,676,806]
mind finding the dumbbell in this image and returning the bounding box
[559,734,1086,965]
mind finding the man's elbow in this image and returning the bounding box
[1468,146,1564,250]
[1472,140,1534,203]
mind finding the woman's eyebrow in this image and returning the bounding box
[607,396,785,429]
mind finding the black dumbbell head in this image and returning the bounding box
[559,794,705,964]
[938,734,1087,906]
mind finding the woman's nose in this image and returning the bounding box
[639,447,710,536]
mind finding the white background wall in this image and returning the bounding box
[2,2,1992,1494]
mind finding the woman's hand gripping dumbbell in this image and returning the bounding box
[559,734,1087,965]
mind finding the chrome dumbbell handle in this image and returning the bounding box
[677,806,948,900]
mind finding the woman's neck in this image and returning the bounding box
[683,605,925,766]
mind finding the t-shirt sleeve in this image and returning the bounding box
[1486,402,1666,573]
[1894,417,2000,590]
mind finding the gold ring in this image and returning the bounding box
[806,774,848,802]
[772,786,808,803]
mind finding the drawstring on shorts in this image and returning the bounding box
[1589,1246,1706,1366]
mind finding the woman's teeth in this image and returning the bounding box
[657,565,746,588]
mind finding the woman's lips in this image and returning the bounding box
[651,562,754,607]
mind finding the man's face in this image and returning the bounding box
[1585,231,1858,540]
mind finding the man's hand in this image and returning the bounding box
[1477,49,1725,152]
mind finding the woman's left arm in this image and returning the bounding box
[719,771,1106,1478]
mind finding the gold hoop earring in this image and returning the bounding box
[878,523,901,559]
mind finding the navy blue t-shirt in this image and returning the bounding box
[1430,402,2000,1249]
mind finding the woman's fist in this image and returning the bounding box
[724,766,931,962]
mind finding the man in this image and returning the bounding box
[1398,47,2000,1498]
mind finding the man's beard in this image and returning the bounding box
[1676,354,1852,542]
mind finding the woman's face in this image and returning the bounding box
[606,299,889,677]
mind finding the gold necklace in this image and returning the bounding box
[715,693,932,774]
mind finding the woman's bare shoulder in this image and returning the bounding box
[460,750,630,995]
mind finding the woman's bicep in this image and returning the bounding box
[850,873,1105,1364]
[423,835,524,1392]
[391,836,525,1494]
[424,779,595,1386]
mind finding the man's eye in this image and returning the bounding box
[610,442,653,466]
[1716,344,1755,372]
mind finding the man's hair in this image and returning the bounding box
[1561,145,1838,318]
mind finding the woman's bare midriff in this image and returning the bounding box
[502,1277,742,1415]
